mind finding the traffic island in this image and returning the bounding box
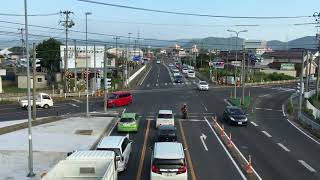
[229,96,251,110]
[210,116,262,180]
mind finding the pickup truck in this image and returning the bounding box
[19,93,53,109]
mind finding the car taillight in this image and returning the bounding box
[177,165,186,174]
[152,165,161,174]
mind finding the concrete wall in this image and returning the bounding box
[17,74,48,89]
[0,69,6,93]
[260,69,296,77]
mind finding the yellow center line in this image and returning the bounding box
[136,120,151,180]
[178,120,197,180]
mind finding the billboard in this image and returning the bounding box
[210,61,225,69]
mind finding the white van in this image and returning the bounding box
[41,150,117,180]
[19,93,53,109]
[156,110,174,128]
[96,136,132,172]
[150,142,187,180]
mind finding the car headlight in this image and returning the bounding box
[230,117,235,121]
[244,117,248,121]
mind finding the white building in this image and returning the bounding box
[244,40,271,55]
[60,46,116,69]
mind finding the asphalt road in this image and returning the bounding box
[2,59,320,179]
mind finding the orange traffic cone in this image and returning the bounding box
[247,155,253,175]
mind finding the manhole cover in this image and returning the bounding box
[74,129,93,135]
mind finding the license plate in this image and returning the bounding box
[238,122,242,125]
[162,172,174,176]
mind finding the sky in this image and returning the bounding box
[0,0,319,46]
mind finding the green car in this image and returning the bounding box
[117,113,140,132]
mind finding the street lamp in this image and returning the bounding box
[24,0,35,177]
[227,29,247,100]
[85,12,92,117]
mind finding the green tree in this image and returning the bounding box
[36,38,62,82]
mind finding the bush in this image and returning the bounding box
[287,101,294,114]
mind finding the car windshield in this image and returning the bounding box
[200,82,207,85]
[188,71,194,73]
[108,94,118,99]
[176,75,182,79]
[120,118,135,123]
[96,148,121,156]
[153,158,184,169]
[159,129,176,135]
[158,114,173,118]
[229,108,244,115]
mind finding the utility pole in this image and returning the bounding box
[60,10,75,93]
[85,12,92,117]
[242,52,245,105]
[114,36,120,78]
[74,39,77,92]
[32,43,36,121]
[104,44,108,113]
[19,28,25,59]
[299,51,307,117]
[93,44,96,93]
[24,0,35,177]
[313,12,320,97]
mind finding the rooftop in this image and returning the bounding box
[97,136,125,149]
[154,142,184,159]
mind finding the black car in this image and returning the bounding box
[223,106,248,125]
[174,75,183,83]
[157,125,177,142]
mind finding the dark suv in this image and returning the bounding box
[157,125,177,142]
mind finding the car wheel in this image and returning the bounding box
[43,104,49,109]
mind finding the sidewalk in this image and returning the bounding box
[0,116,115,180]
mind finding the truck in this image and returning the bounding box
[41,150,118,180]
[19,93,53,109]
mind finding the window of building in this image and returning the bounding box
[37,78,42,82]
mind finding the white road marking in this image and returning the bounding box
[259,94,271,97]
[277,143,291,152]
[255,107,281,111]
[201,102,208,112]
[69,103,80,108]
[282,104,286,117]
[71,99,81,103]
[250,121,258,127]
[298,160,317,172]
[262,131,272,138]
[285,118,320,145]
[224,99,233,106]
[200,133,208,151]
[155,84,159,87]
[139,66,152,85]
[203,117,247,180]
[173,83,176,85]
[178,119,205,122]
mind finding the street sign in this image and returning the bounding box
[105,78,111,89]
[281,63,295,70]
[212,61,225,69]
[132,55,141,61]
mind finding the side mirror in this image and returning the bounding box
[116,156,121,161]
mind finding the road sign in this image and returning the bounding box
[212,61,225,69]
[132,55,141,61]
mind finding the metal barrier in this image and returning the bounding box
[299,113,320,130]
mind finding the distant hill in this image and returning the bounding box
[267,36,317,50]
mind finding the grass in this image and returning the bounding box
[229,96,251,109]
[3,84,28,93]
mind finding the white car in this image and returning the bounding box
[96,136,132,172]
[19,93,53,109]
[187,70,195,78]
[173,69,180,77]
[156,60,161,64]
[197,81,209,91]
[150,142,187,180]
[168,63,174,67]
[156,110,174,128]
[182,68,189,74]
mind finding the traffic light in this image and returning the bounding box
[105,78,111,89]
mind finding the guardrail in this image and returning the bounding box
[245,79,298,86]
[299,113,320,130]
[210,116,262,180]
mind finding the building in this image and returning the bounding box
[0,69,6,93]
[60,45,116,69]
[17,73,48,89]
[244,40,271,55]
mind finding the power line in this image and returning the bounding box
[78,0,311,19]
[0,12,60,17]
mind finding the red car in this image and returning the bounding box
[107,91,132,108]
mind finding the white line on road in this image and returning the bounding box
[282,104,286,117]
[201,102,208,112]
[277,143,291,152]
[259,94,271,97]
[250,121,258,127]
[224,99,233,106]
[285,118,320,145]
[71,99,81,103]
[200,133,208,151]
[69,103,80,108]
[203,117,247,180]
[139,66,152,85]
[298,160,317,172]
[262,131,272,138]
[165,83,167,86]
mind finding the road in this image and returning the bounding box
[1,58,320,179]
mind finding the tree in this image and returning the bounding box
[36,38,62,82]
